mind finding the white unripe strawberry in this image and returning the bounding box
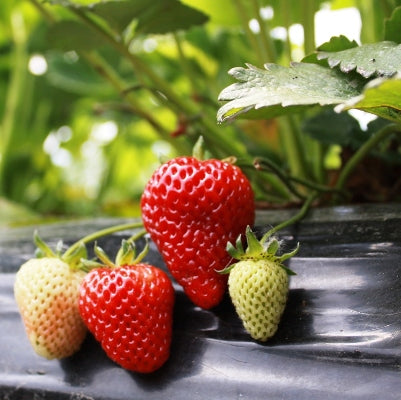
[14,232,88,359]
[221,226,298,342]
[14,257,87,359]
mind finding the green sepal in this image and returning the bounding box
[80,258,104,273]
[132,239,149,264]
[221,226,299,276]
[115,239,136,266]
[33,231,55,258]
[281,265,297,276]
[94,244,115,267]
[226,234,245,260]
[266,238,280,255]
[278,242,300,263]
[244,226,264,257]
[215,261,236,275]
[62,241,88,271]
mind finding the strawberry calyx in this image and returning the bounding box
[219,226,298,275]
[32,222,146,272]
[82,231,149,271]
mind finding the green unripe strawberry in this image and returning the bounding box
[221,226,298,342]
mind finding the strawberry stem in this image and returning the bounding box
[261,191,318,241]
[62,221,144,260]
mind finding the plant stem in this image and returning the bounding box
[334,123,401,196]
[279,115,310,182]
[249,0,274,63]
[63,221,144,259]
[0,10,28,196]
[261,191,318,240]
[30,0,56,23]
[173,32,201,94]
[232,0,266,66]
[70,6,250,159]
[302,0,316,56]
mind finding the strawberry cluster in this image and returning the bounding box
[14,156,297,374]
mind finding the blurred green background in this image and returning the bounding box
[1,0,399,226]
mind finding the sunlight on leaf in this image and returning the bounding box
[316,41,401,78]
[338,73,401,123]
[217,63,364,123]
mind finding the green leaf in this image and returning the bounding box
[317,35,359,52]
[47,20,106,52]
[46,53,115,97]
[48,0,209,34]
[302,35,358,65]
[217,63,364,123]
[301,108,362,147]
[316,41,401,78]
[338,73,401,123]
[384,6,401,43]
[134,0,209,35]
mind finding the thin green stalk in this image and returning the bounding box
[70,6,250,159]
[261,191,318,240]
[173,32,201,94]
[279,115,310,182]
[335,123,401,194]
[30,0,56,23]
[302,0,316,56]
[281,0,293,64]
[84,52,191,154]
[0,11,28,195]
[63,221,144,259]
[232,0,266,66]
[254,157,306,200]
[249,0,276,63]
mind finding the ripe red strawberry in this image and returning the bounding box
[140,156,255,309]
[14,234,88,359]
[79,242,175,373]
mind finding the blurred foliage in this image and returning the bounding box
[0,0,400,225]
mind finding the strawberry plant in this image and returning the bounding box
[217,8,401,206]
[2,1,401,218]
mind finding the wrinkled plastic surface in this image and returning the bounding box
[1,204,401,400]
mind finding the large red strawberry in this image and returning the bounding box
[79,241,175,373]
[140,156,255,309]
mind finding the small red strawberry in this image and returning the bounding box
[221,226,298,341]
[14,233,88,359]
[140,155,255,309]
[79,240,175,373]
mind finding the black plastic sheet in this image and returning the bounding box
[1,204,401,399]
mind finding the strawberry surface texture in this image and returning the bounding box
[228,259,289,341]
[14,257,87,359]
[140,156,255,309]
[79,263,175,373]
